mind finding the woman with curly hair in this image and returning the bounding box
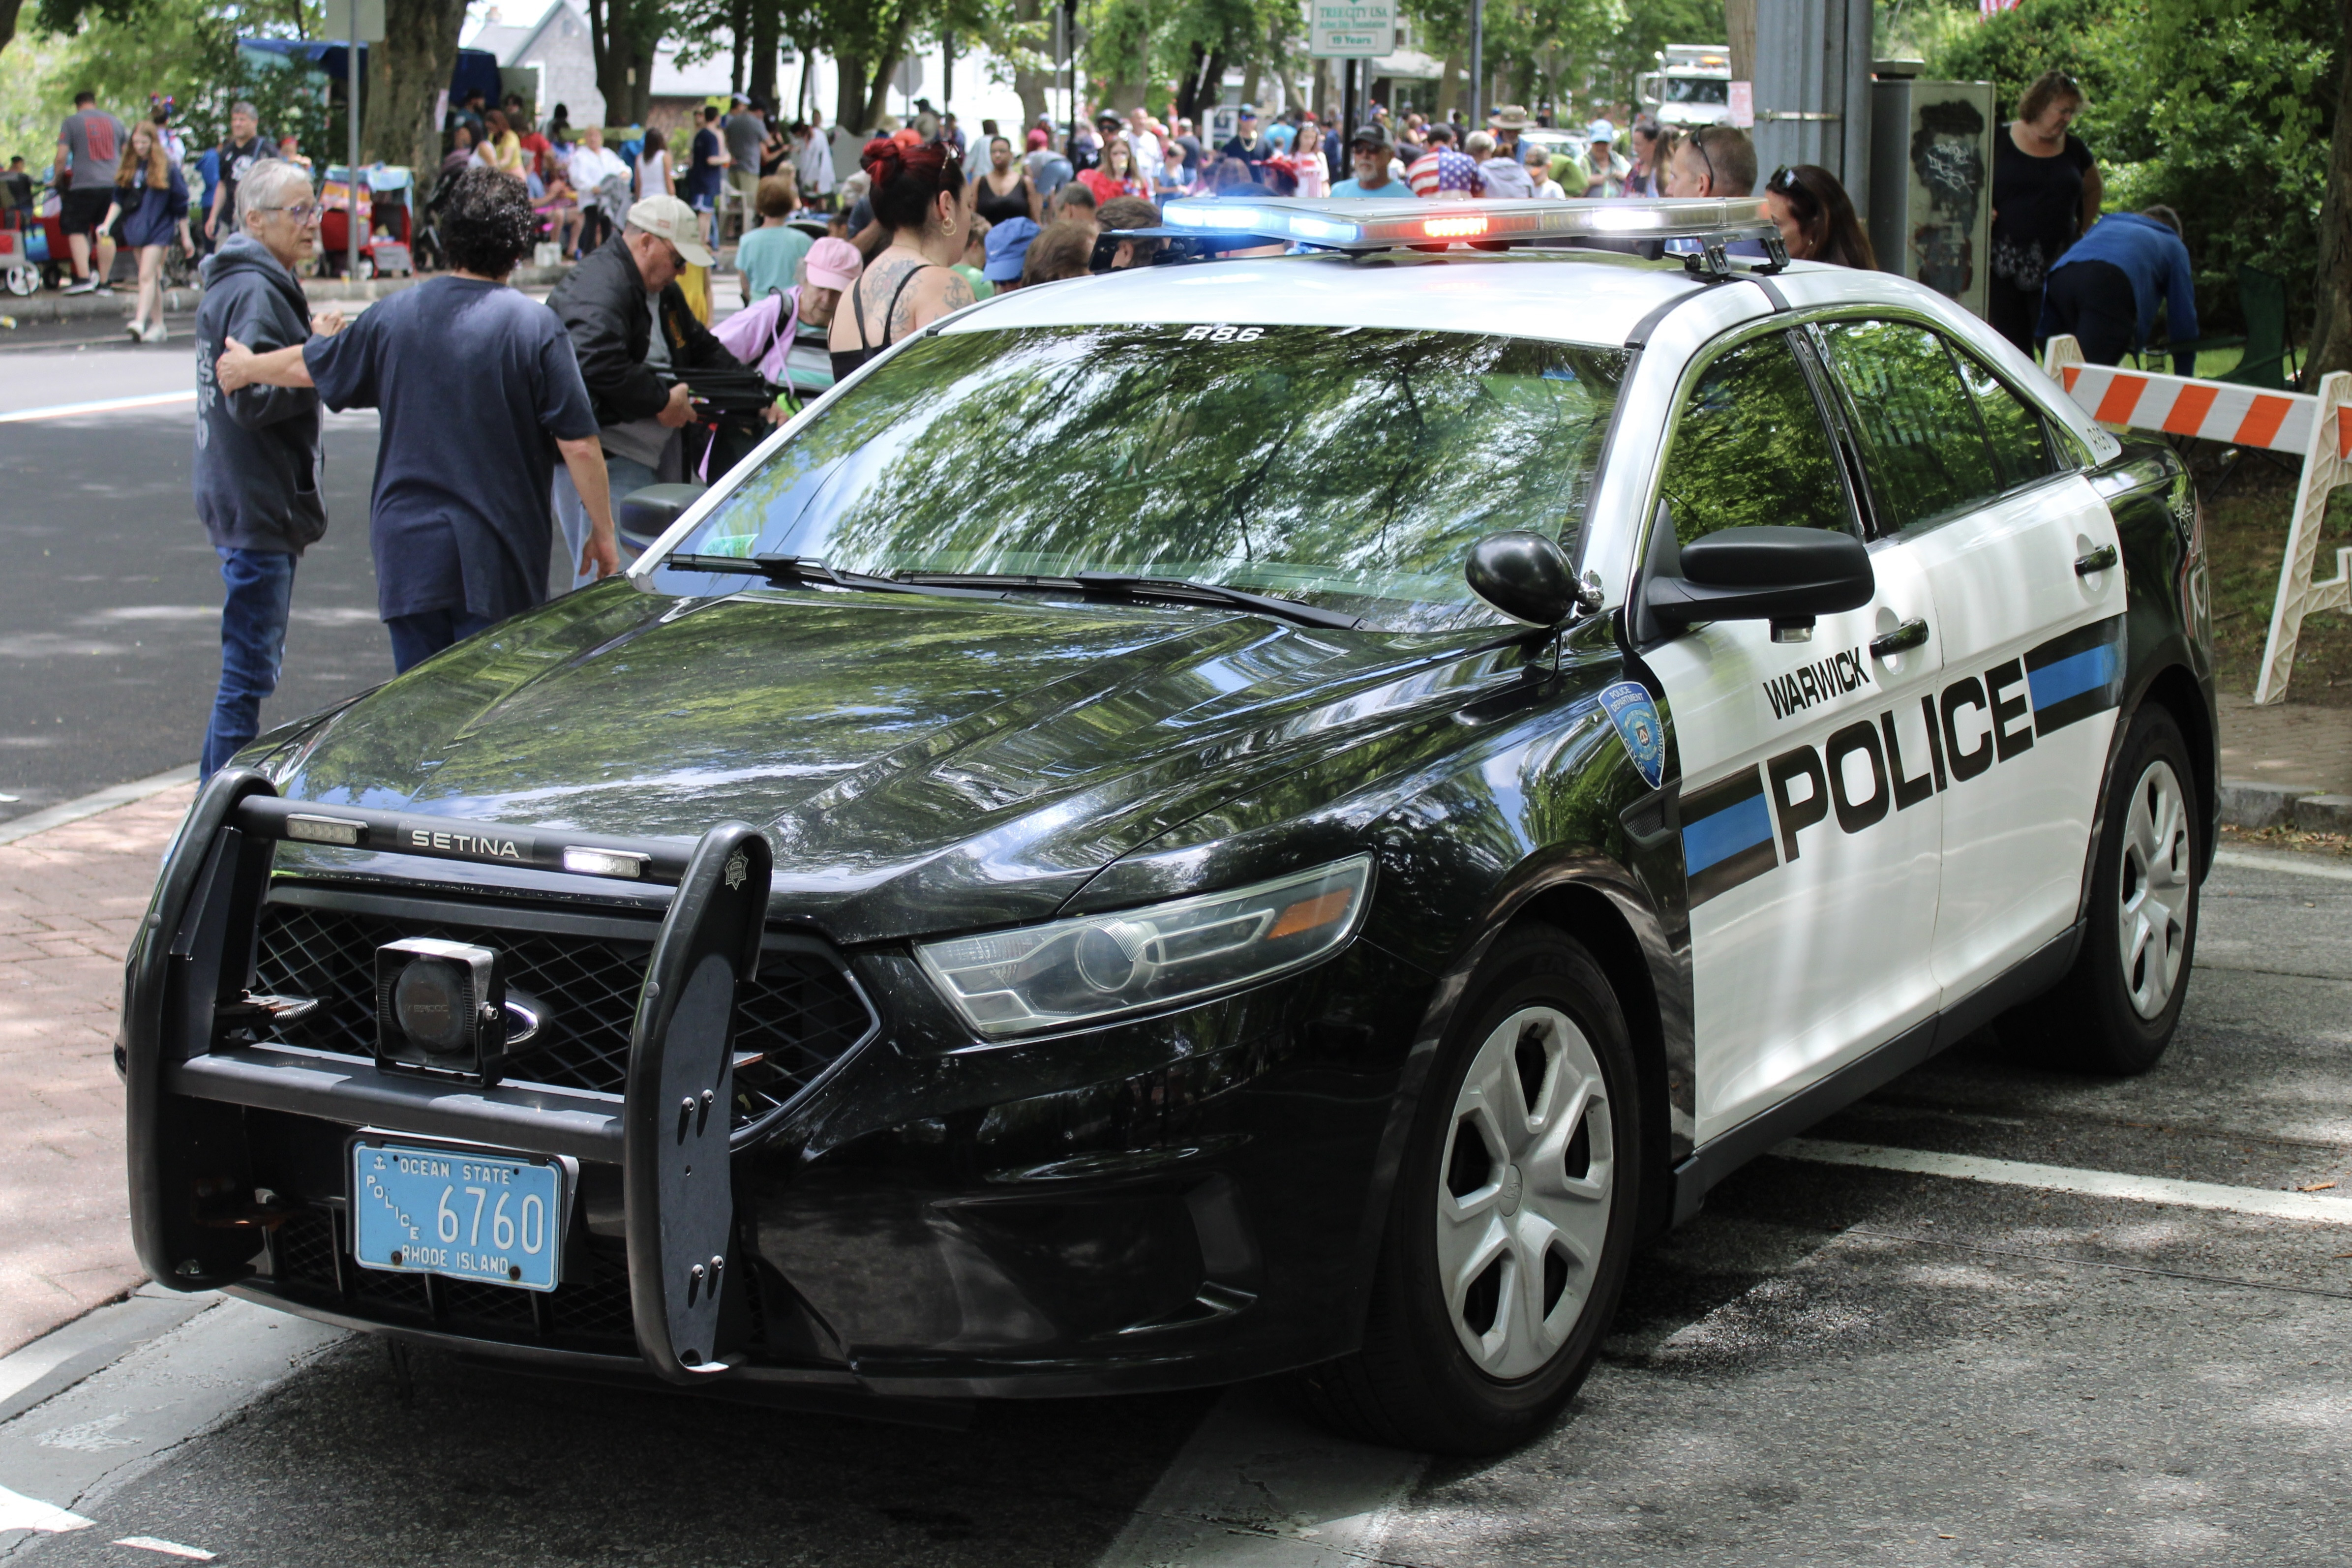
[828,135,975,379]
[213,167,618,671]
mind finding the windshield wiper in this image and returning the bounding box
[660,554,1006,601]
[894,570,1362,631]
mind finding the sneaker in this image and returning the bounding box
[125,321,144,342]
[61,275,99,295]
[145,322,167,343]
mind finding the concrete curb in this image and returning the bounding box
[0,1286,212,1430]
[0,764,196,847]
[2292,793,2352,832]
[2220,777,2317,831]
[1,286,202,325]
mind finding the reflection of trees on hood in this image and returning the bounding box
[694,325,1626,618]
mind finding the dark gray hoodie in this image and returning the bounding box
[193,233,324,554]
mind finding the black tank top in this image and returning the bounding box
[829,261,939,383]
[973,174,1028,227]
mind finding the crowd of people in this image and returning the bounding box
[47,54,2190,787]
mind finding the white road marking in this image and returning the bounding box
[0,1482,92,1533]
[2214,848,2352,883]
[1092,1383,1426,1566]
[113,1537,216,1560]
[0,391,196,423]
[1779,1139,2352,1224]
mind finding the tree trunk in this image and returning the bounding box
[0,0,25,60]
[1726,0,1756,89]
[838,53,869,130]
[750,0,779,108]
[2310,0,2352,381]
[1436,50,1460,123]
[730,0,749,96]
[862,45,906,129]
[1175,40,1225,125]
[365,0,468,174]
[591,0,661,127]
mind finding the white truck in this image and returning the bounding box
[1637,43,1733,127]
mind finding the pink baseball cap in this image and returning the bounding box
[804,236,862,291]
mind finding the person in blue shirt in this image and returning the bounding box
[2040,207,2200,373]
[1328,123,1407,198]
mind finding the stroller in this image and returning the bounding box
[407,165,465,273]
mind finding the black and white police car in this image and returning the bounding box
[124,198,2213,1455]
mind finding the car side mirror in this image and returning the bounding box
[616,483,710,553]
[1466,531,1584,629]
[1642,525,1874,642]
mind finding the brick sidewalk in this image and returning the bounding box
[0,783,191,1355]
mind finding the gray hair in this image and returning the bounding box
[231,100,258,120]
[239,159,314,229]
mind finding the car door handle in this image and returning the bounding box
[1869,618,1930,659]
[2075,544,2119,576]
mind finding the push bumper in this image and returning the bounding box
[121,768,775,1384]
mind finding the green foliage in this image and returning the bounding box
[1927,0,2337,336]
[21,0,333,162]
[1394,0,1720,118]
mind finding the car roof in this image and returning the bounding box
[943,249,1720,350]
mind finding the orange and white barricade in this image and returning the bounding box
[2044,335,2352,704]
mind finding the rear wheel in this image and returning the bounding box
[1297,924,1644,1454]
[2022,704,2201,1074]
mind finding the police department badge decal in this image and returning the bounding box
[1599,681,1666,790]
[724,851,748,891]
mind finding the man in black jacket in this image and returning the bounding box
[546,193,739,583]
[191,157,341,777]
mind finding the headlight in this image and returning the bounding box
[915,854,1374,1038]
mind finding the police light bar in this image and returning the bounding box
[1161,196,1774,253]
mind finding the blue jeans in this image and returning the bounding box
[200,547,298,780]
[385,607,496,674]
[553,452,657,592]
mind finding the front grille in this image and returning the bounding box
[249,898,875,1126]
[267,1208,636,1352]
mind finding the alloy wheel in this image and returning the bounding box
[2117,757,2192,1020]
[1434,1005,1614,1379]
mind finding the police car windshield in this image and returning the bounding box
[664,324,1626,633]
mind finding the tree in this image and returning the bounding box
[366,0,466,171]
[589,0,667,125]
[34,0,335,157]
[1,0,27,60]
[1930,0,2335,354]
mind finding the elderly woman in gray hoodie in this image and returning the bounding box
[190,157,343,777]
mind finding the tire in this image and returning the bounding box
[1297,923,1645,1454]
[2028,704,2201,1074]
[3,265,34,298]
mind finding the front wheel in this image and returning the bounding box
[1297,924,1644,1454]
[2023,704,2201,1074]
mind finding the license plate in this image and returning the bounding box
[351,1139,563,1292]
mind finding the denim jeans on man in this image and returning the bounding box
[200,546,297,779]
[552,452,657,591]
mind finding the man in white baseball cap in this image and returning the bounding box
[545,192,737,585]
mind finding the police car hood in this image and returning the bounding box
[266,582,1525,942]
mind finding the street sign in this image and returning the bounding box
[1309,0,1394,59]
[320,0,385,41]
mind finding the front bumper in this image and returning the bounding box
[123,772,1434,1401]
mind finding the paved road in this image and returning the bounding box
[0,847,2343,1566]
[0,341,392,825]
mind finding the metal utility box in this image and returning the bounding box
[1869,71,1995,319]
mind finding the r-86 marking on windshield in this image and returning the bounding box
[1181,325,1264,342]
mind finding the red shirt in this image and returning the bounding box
[1077,168,1143,205]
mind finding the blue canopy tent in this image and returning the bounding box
[236,38,502,102]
